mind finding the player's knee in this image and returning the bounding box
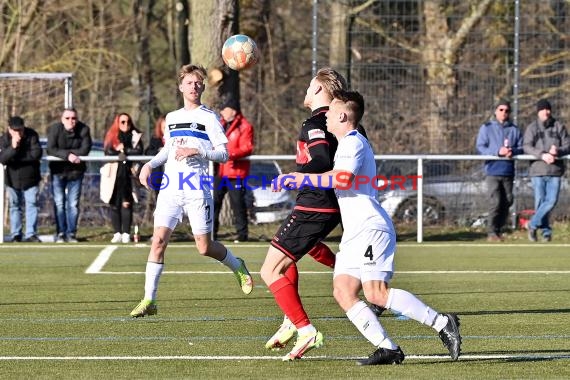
[362,287,389,307]
[333,285,354,310]
[195,241,210,256]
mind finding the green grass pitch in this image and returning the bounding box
[0,241,569,379]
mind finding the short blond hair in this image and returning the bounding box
[178,64,207,84]
[314,68,348,98]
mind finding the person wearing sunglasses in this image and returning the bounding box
[102,113,144,244]
[476,99,523,242]
[46,108,92,243]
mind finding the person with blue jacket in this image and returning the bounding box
[476,99,523,241]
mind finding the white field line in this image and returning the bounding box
[0,354,569,361]
[92,270,570,275]
[4,242,570,249]
[83,245,570,275]
[84,246,117,274]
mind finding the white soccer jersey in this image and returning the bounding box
[160,105,228,199]
[333,130,395,245]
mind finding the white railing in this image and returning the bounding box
[2,154,567,243]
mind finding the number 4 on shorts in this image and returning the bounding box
[364,245,373,260]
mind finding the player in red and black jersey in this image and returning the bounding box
[260,68,347,360]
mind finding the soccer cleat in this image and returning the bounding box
[265,321,297,350]
[438,313,462,360]
[121,233,131,244]
[130,299,158,318]
[369,303,386,317]
[234,257,253,295]
[282,330,323,361]
[357,346,405,366]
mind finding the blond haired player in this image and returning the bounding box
[130,64,253,318]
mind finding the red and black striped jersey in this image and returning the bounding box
[294,106,340,212]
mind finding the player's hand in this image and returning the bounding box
[175,147,199,161]
[273,172,299,192]
[139,164,152,190]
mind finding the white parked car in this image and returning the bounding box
[248,160,294,224]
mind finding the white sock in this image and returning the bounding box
[144,262,164,300]
[297,324,317,336]
[386,288,440,329]
[432,314,450,332]
[220,248,241,272]
[346,300,398,350]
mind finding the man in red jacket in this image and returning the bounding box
[213,98,254,242]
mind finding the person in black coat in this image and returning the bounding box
[46,108,92,243]
[103,113,144,243]
[0,116,42,242]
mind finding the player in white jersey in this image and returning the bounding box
[276,90,462,365]
[129,64,253,318]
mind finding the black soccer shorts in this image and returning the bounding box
[271,209,341,262]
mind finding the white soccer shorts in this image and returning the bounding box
[334,229,395,283]
[154,192,213,235]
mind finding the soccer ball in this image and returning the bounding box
[221,34,260,71]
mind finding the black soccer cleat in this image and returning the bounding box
[369,303,386,317]
[357,346,405,366]
[438,313,462,360]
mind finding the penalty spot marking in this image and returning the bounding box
[1,353,569,361]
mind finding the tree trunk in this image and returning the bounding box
[421,0,494,152]
[133,0,162,137]
[329,1,350,79]
[189,0,238,108]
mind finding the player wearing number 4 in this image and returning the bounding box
[130,64,253,318]
[275,90,462,365]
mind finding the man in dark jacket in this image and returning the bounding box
[46,108,92,243]
[523,99,570,242]
[0,116,42,242]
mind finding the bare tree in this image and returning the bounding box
[189,0,238,108]
[133,0,162,137]
[421,0,494,152]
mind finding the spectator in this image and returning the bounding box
[0,116,42,242]
[103,113,144,243]
[47,108,92,243]
[213,98,254,242]
[476,99,523,242]
[144,115,167,197]
[523,99,570,242]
